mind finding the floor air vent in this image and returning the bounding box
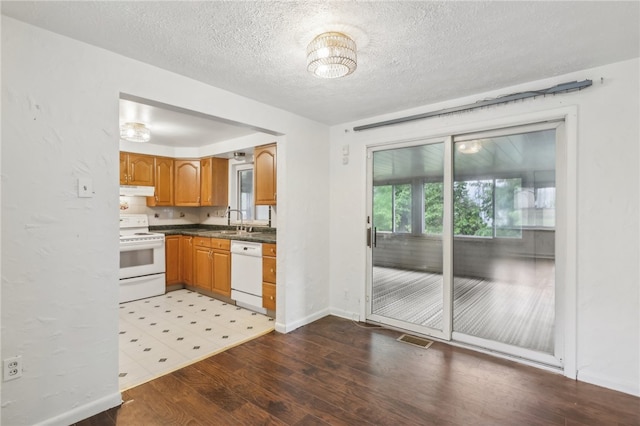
[397,334,433,349]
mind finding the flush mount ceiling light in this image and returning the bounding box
[457,140,483,154]
[307,31,357,79]
[120,122,151,143]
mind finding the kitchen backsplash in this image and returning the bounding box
[119,196,277,228]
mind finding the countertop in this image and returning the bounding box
[152,226,277,244]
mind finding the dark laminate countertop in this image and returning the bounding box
[151,225,276,244]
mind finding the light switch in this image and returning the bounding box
[342,144,350,155]
[78,178,93,198]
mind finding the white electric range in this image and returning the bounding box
[119,214,166,303]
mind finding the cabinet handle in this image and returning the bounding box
[269,296,274,300]
[270,268,274,273]
[155,195,158,201]
[197,196,201,203]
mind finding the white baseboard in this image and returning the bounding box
[35,391,122,426]
[577,370,640,397]
[276,307,331,333]
[329,307,361,322]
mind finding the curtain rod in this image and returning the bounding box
[353,79,593,132]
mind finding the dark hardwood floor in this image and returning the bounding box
[78,316,639,425]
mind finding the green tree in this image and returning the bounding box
[495,178,522,237]
[424,182,443,234]
[373,185,392,231]
[394,184,411,233]
[454,180,493,236]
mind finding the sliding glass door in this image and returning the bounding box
[366,123,562,366]
[367,139,452,339]
[451,126,559,364]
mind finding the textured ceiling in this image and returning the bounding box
[3,1,639,127]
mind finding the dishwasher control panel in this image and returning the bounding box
[230,241,262,256]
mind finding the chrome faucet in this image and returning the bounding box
[227,208,244,230]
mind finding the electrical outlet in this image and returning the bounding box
[3,356,23,381]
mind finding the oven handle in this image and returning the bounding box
[120,241,165,252]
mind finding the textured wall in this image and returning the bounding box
[329,58,640,396]
[2,17,330,425]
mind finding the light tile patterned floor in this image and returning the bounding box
[118,289,274,391]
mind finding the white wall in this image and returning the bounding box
[1,17,330,425]
[329,58,640,396]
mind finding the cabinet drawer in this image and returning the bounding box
[263,243,277,257]
[262,256,276,283]
[211,238,230,251]
[262,283,276,311]
[193,237,211,248]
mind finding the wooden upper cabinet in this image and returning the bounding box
[120,152,154,186]
[200,157,229,207]
[174,160,201,206]
[119,152,128,184]
[254,143,277,205]
[147,156,174,206]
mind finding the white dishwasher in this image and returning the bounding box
[230,240,265,314]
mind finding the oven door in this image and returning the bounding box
[119,238,166,279]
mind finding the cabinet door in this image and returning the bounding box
[165,236,180,285]
[262,256,277,284]
[119,152,128,184]
[180,236,194,285]
[175,160,201,206]
[201,157,229,207]
[211,157,229,206]
[193,246,212,291]
[154,157,174,206]
[262,283,276,311]
[263,243,277,257]
[211,250,231,297]
[128,153,155,186]
[200,157,213,206]
[254,143,277,205]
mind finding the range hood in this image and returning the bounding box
[120,185,155,197]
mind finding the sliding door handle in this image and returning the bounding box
[373,227,377,248]
[367,227,371,247]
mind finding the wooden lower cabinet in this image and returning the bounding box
[262,282,276,311]
[165,235,181,286]
[193,237,211,291]
[262,243,277,310]
[211,249,230,297]
[180,236,194,285]
[192,237,231,297]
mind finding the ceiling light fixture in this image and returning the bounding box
[120,122,151,143]
[307,32,357,79]
[457,140,483,154]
